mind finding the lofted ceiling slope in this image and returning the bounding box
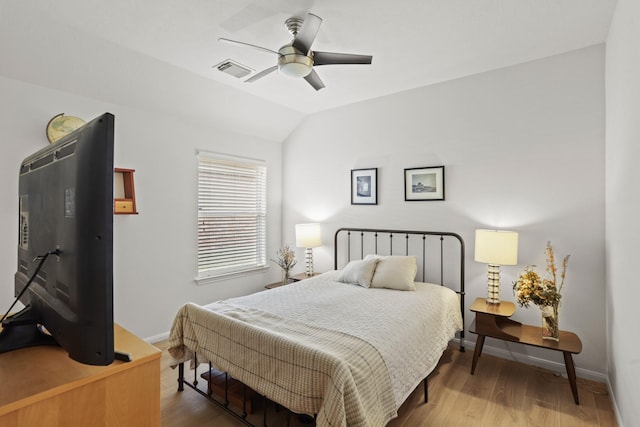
[0,0,616,142]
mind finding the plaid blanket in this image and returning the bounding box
[168,301,397,427]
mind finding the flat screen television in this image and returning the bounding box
[0,112,115,365]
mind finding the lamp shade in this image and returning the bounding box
[295,223,322,248]
[474,229,518,265]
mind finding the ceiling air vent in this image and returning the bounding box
[214,60,252,78]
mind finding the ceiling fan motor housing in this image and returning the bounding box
[278,45,313,78]
[284,17,304,37]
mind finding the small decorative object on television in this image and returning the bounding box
[46,113,86,144]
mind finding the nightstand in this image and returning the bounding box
[469,297,583,404]
[264,272,322,289]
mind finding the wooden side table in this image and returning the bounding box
[264,272,322,289]
[469,297,583,404]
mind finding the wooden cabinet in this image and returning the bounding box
[0,324,161,426]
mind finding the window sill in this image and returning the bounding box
[194,266,269,286]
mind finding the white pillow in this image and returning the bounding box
[366,255,417,291]
[337,258,379,288]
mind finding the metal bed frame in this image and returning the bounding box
[176,227,466,427]
[334,228,466,352]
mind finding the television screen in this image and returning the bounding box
[0,112,115,365]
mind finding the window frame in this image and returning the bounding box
[195,150,268,284]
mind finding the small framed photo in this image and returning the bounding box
[351,168,378,205]
[404,166,445,201]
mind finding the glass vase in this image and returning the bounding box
[281,268,291,285]
[541,304,559,342]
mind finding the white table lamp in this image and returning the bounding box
[474,229,518,305]
[295,223,322,276]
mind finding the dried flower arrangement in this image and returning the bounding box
[271,245,297,272]
[513,242,569,308]
[513,241,570,341]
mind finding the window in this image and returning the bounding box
[197,152,267,281]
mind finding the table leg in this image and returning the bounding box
[471,335,485,375]
[563,351,580,405]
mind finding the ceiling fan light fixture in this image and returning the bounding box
[278,45,313,78]
[280,61,312,78]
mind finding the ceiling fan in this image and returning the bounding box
[219,13,373,91]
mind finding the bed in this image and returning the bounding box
[168,227,465,427]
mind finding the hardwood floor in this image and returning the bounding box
[156,340,617,426]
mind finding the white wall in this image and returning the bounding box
[0,75,285,339]
[282,46,606,376]
[0,0,306,340]
[0,6,303,143]
[605,0,640,424]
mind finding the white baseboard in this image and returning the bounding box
[606,376,625,427]
[454,337,606,383]
[145,330,170,344]
[455,337,623,424]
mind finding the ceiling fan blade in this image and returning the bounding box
[218,38,281,56]
[313,51,373,66]
[304,69,325,91]
[245,65,278,83]
[292,13,322,54]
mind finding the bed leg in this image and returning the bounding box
[224,372,230,406]
[206,363,213,397]
[423,377,428,403]
[178,362,185,392]
[242,383,248,418]
[193,354,199,387]
[263,395,269,427]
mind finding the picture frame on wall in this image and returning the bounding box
[404,166,445,201]
[351,168,378,205]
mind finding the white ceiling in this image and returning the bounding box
[16,0,615,116]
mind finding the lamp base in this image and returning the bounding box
[304,248,314,276]
[486,264,501,305]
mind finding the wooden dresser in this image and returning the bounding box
[0,324,161,426]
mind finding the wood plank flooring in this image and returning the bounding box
[155,340,617,426]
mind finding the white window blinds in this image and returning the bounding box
[197,153,267,280]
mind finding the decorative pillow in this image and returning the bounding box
[367,255,418,291]
[337,258,379,288]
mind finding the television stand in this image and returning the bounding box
[0,324,161,426]
[0,322,58,353]
[114,350,132,362]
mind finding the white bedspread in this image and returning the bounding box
[169,271,462,426]
[205,271,462,407]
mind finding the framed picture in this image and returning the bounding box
[404,166,445,201]
[351,168,378,205]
